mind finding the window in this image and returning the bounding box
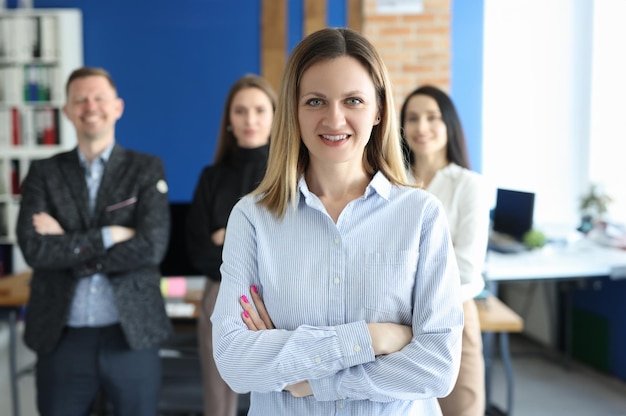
[482,0,594,229]
[588,0,626,222]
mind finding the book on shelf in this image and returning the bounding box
[0,8,82,247]
[0,204,7,240]
[10,159,20,195]
[36,107,59,145]
[0,15,33,61]
[0,109,9,146]
[0,107,23,146]
[19,107,31,146]
[11,107,21,146]
[0,105,60,149]
[0,159,6,195]
[0,65,54,104]
[0,13,58,62]
[0,66,25,103]
[37,15,58,61]
[23,64,53,102]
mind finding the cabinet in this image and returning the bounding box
[0,8,82,270]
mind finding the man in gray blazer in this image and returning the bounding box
[16,67,172,416]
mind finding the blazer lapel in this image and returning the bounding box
[59,149,91,228]
[94,144,127,224]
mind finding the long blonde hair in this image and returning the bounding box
[253,28,409,218]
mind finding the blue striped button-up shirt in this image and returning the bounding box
[212,172,463,415]
[67,142,119,327]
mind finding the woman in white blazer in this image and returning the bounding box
[401,85,491,416]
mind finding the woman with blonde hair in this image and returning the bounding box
[212,28,463,415]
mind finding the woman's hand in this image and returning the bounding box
[239,286,313,397]
[284,381,313,397]
[239,285,274,330]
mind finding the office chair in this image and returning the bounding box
[158,332,204,415]
[158,331,251,416]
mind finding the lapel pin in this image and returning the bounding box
[156,179,168,194]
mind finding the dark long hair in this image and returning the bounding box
[400,85,471,170]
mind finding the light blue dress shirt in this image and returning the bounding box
[67,142,119,327]
[212,172,464,415]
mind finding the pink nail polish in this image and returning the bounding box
[243,310,249,319]
[251,285,258,294]
[241,295,249,303]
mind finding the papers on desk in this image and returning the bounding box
[165,302,196,318]
[161,276,205,318]
[588,221,626,250]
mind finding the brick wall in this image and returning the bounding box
[362,0,451,110]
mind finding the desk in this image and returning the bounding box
[162,276,205,319]
[477,295,523,416]
[486,238,626,282]
[483,238,626,415]
[485,239,626,344]
[0,272,206,416]
[0,271,31,416]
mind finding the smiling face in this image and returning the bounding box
[63,75,124,146]
[229,87,274,149]
[402,94,448,163]
[297,56,380,172]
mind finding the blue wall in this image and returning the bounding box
[451,0,484,172]
[35,0,263,202]
[30,0,476,199]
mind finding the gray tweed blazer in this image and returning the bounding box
[16,144,172,354]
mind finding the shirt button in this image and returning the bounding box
[73,247,80,254]
[337,402,345,409]
[90,286,97,294]
[314,357,321,364]
[354,345,361,352]
[334,237,340,244]
[333,277,340,285]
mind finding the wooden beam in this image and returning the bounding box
[347,0,363,33]
[261,0,287,92]
[304,0,326,36]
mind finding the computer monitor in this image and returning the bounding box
[492,188,535,240]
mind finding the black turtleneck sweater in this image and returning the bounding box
[186,144,269,281]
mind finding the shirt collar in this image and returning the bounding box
[78,141,115,168]
[367,171,392,200]
[297,170,392,202]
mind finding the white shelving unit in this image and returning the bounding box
[0,8,82,272]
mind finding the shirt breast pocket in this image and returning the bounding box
[362,250,417,323]
[104,196,138,225]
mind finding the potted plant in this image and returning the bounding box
[578,184,611,234]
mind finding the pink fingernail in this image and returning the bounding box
[251,285,258,294]
[241,295,249,303]
[243,310,249,319]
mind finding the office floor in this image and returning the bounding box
[2,324,626,416]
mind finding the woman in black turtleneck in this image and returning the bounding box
[186,74,276,416]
